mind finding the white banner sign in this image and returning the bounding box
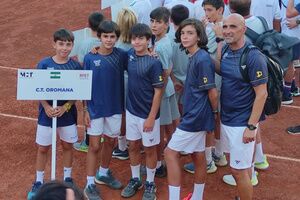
[17,69,92,100]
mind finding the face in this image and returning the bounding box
[53,40,73,58]
[150,18,168,38]
[222,16,245,44]
[204,5,222,23]
[180,25,199,50]
[99,32,118,50]
[131,35,149,54]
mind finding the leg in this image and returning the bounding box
[190,152,206,200]
[61,140,73,180]
[232,168,253,200]
[100,135,115,169]
[144,145,157,182]
[86,135,101,177]
[36,145,50,182]
[128,140,142,176]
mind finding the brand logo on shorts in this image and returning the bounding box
[93,60,101,67]
[149,138,154,143]
[235,160,240,165]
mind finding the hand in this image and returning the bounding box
[174,81,183,93]
[84,111,91,128]
[242,128,256,144]
[286,18,298,29]
[201,17,209,28]
[143,117,155,132]
[53,106,67,117]
[149,49,158,58]
[212,23,223,38]
[90,46,100,54]
[44,104,56,118]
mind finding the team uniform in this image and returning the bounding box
[154,35,180,125]
[129,0,153,25]
[126,49,164,147]
[36,57,81,146]
[220,43,268,169]
[168,49,216,153]
[83,47,127,137]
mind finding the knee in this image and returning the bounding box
[61,141,73,151]
[164,147,176,161]
[231,168,247,180]
[89,143,100,153]
[128,141,139,153]
[144,146,156,156]
[38,145,50,154]
[103,136,115,146]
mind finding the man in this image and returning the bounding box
[219,14,268,200]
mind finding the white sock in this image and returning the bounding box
[146,167,156,183]
[86,176,95,187]
[118,136,127,151]
[156,161,162,169]
[98,166,109,176]
[191,183,205,200]
[205,147,212,165]
[214,139,223,157]
[168,185,180,200]
[251,164,256,179]
[131,164,141,179]
[63,167,72,180]
[254,143,264,163]
[36,171,44,184]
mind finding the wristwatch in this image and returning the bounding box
[247,124,257,131]
[215,37,224,43]
[296,19,300,25]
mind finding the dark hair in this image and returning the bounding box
[175,18,208,51]
[171,5,189,26]
[229,0,251,17]
[150,7,170,23]
[97,20,120,38]
[33,181,84,200]
[202,0,224,10]
[88,12,105,31]
[130,23,152,40]
[53,28,74,42]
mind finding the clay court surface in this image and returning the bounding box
[0,1,299,199]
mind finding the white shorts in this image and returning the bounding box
[126,111,160,147]
[36,124,78,146]
[168,128,206,153]
[220,123,256,169]
[87,114,122,138]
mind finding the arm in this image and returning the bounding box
[208,88,219,112]
[214,42,223,74]
[287,0,300,18]
[143,88,163,132]
[170,71,183,93]
[243,84,267,143]
[273,19,281,32]
[83,100,91,128]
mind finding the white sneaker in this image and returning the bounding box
[207,161,218,174]
[223,171,258,186]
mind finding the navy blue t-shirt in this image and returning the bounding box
[37,57,81,127]
[220,44,268,126]
[296,3,300,13]
[84,47,127,119]
[126,49,164,119]
[178,49,216,132]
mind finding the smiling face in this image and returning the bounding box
[131,35,150,55]
[180,24,199,52]
[52,40,73,59]
[99,32,118,50]
[222,14,246,46]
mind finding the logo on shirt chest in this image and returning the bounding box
[129,55,135,62]
[159,75,163,82]
[93,59,101,67]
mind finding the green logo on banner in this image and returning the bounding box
[50,71,61,79]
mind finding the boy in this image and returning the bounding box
[184,0,228,175]
[82,20,127,200]
[73,11,105,153]
[121,23,164,200]
[27,28,81,200]
[150,6,180,177]
[165,18,218,200]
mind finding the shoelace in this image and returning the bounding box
[128,178,139,188]
[89,185,99,195]
[145,183,155,193]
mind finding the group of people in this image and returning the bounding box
[27,0,300,200]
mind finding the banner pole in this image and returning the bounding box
[51,100,57,180]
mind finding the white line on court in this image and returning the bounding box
[0,112,84,128]
[282,104,300,109]
[1,112,299,163]
[0,65,18,70]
